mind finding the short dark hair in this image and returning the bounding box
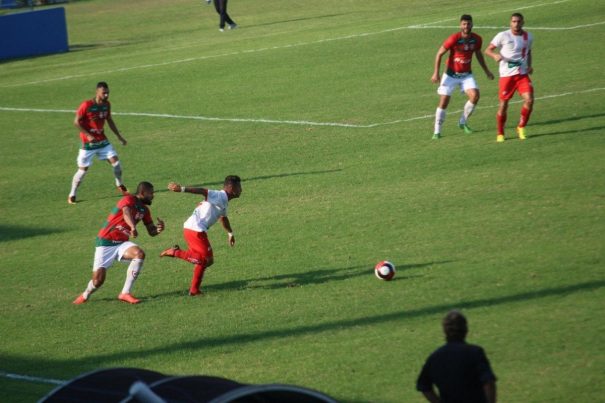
[97,81,109,89]
[224,175,241,187]
[511,12,524,20]
[460,14,473,22]
[136,181,154,193]
[442,310,468,342]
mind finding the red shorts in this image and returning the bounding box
[183,229,213,262]
[499,74,533,100]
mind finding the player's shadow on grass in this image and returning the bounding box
[152,168,342,193]
[528,125,605,139]
[532,112,605,126]
[149,261,440,299]
[205,260,440,292]
[0,225,65,243]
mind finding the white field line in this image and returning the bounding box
[0,371,65,385]
[1,88,603,129]
[410,21,605,30]
[1,1,599,88]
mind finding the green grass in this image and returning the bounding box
[1,0,604,402]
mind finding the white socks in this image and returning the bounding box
[121,259,143,294]
[111,161,123,187]
[83,280,97,300]
[460,101,476,125]
[69,169,87,197]
[434,108,446,134]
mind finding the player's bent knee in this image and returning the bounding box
[206,257,214,267]
[133,249,146,260]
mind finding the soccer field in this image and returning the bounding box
[0,0,604,401]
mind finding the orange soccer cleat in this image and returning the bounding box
[160,245,180,258]
[118,293,140,304]
[72,294,87,304]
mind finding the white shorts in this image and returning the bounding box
[77,144,118,168]
[92,241,137,271]
[437,73,478,96]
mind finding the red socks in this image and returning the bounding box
[190,264,206,293]
[519,106,532,128]
[497,112,507,135]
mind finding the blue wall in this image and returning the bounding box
[0,7,69,60]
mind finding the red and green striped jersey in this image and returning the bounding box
[96,195,152,246]
[76,99,111,150]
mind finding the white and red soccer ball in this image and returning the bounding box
[374,260,396,281]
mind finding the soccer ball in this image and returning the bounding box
[374,260,395,281]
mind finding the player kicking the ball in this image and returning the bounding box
[73,182,164,305]
[159,175,242,296]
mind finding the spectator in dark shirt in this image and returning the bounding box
[416,310,497,403]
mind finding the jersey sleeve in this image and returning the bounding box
[475,34,483,49]
[442,33,457,50]
[117,195,136,210]
[490,32,503,48]
[76,100,88,118]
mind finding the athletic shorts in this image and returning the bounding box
[437,73,478,96]
[77,144,118,167]
[184,229,213,262]
[92,241,137,271]
[499,74,533,100]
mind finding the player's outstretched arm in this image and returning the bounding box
[167,182,208,196]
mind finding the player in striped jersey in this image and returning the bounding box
[431,14,494,139]
[68,82,128,204]
[73,182,164,305]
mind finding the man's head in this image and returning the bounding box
[510,13,525,34]
[96,81,110,101]
[442,310,468,342]
[136,181,155,205]
[460,14,473,34]
[223,175,242,200]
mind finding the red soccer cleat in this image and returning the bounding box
[73,294,87,304]
[188,289,203,297]
[160,245,180,258]
[118,293,140,304]
[117,185,129,195]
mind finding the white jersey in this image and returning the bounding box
[490,29,533,77]
[183,189,228,232]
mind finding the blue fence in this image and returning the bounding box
[0,7,69,60]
